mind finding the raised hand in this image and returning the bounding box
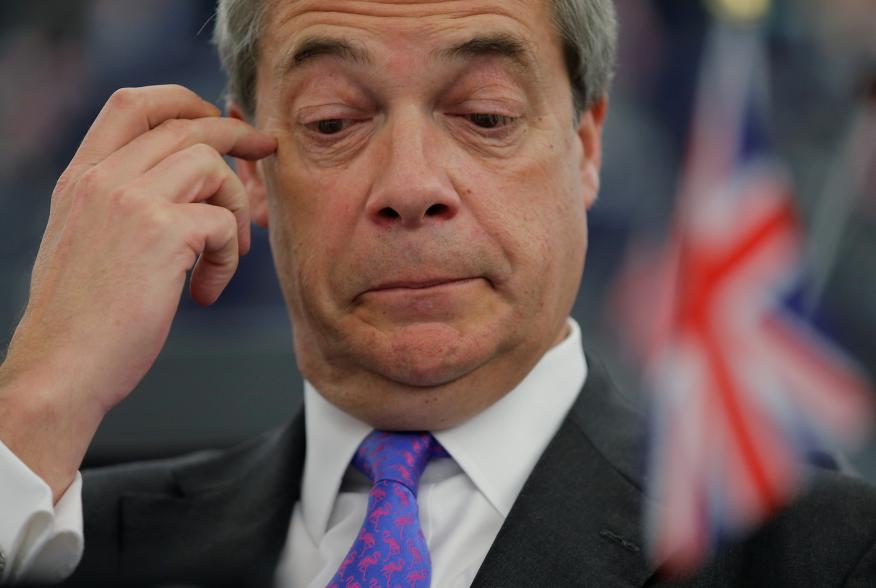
[0,85,276,499]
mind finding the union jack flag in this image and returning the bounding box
[611,22,874,575]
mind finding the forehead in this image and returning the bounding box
[259,0,560,67]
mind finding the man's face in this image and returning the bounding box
[239,0,605,429]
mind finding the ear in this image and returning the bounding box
[229,102,270,229]
[576,97,608,210]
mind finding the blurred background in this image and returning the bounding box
[0,0,874,477]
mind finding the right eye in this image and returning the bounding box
[307,119,355,135]
[466,113,517,130]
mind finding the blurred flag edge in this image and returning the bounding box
[609,17,875,577]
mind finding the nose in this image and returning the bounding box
[365,109,460,229]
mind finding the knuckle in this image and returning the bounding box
[107,87,141,112]
[137,202,171,233]
[158,117,187,136]
[187,142,221,164]
[103,186,158,223]
[107,185,142,217]
[182,144,227,187]
[52,167,79,197]
[213,207,239,241]
[158,118,194,146]
[200,141,223,158]
[73,166,107,198]
[107,185,132,207]
[166,83,190,97]
[218,206,237,230]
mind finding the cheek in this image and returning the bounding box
[264,145,369,300]
[450,135,587,319]
[270,142,360,226]
[462,141,586,264]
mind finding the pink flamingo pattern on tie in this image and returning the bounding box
[328,431,448,588]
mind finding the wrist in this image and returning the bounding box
[0,358,104,502]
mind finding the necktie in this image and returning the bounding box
[328,431,448,588]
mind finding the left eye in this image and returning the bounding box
[307,119,355,135]
[466,113,515,129]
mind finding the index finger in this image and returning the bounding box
[71,85,220,168]
[100,116,277,186]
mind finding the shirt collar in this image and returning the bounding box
[300,318,587,541]
[301,382,371,543]
[432,318,587,517]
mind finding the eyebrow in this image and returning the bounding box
[435,33,535,72]
[279,32,537,79]
[283,36,373,74]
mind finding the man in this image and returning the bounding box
[0,0,875,586]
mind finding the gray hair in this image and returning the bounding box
[214,0,617,120]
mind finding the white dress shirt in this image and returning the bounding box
[0,443,83,585]
[0,319,587,586]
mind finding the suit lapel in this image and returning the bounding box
[472,358,659,588]
[118,411,306,587]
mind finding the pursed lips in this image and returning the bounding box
[371,277,478,291]
[352,277,483,305]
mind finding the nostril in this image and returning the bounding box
[378,207,400,220]
[425,204,449,217]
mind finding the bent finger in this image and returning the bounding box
[122,143,252,255]
[174,203,240,306]
[97,116,276,186]
[71,85,220,170]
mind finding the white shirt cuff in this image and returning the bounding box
[0,440,83,584]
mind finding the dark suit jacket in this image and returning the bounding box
[55,360,876,587]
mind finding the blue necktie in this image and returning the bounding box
[327,431,448,588]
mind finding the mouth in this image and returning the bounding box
[351,275,492,321]
[370,277,479,292]
[353,277,484,306]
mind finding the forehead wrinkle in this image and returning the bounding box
[270,0,533,21]
[262,1,558,102]
[265,0,540,53]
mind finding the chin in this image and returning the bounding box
[295,315,530,430]
[361,321,496,388]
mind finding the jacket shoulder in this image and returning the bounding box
[82,423,286,500]
[765,470,876,585]
[65,416,304,587]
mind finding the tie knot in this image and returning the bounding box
[352,431,447,494]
